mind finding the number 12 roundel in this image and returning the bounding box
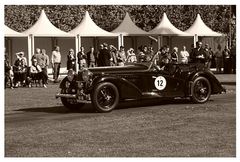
[154,76,167,90]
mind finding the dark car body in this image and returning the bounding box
[56,54,225,112]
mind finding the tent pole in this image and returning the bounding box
[118,34,124,49]
[194,34,198,48]
[157,35,161,50]
[27,34,34,66]
[76,34,81,73]
[75,35,78,73]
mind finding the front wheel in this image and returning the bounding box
[92,82,119,113]
[191,76,211,103]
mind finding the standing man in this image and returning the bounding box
[96,44,104,67]
[86,47,96,68]
[51,46,61,83]
[231,42,236,74]
[98,43,111,66]
[41,49,49,87]
[179,46,189,64]
[190,41,207,64]
[215,47,222,73]
[77,46,87,70]
[204,44,212,69]
[222,46,232,74]
[32,48,41,62]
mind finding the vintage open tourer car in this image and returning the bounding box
[56,54,226,113]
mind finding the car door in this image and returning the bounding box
[142,68,186,98]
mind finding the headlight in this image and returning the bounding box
[82,68,93,82]
[67,69,75,82]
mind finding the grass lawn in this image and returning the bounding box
[4,84,236,157]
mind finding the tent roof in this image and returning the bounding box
[23,10,71,37]
[185,14,223,36]
[149,13,190,36]
[69,11,117,37]
[5,25,26,37]
[111,12,149,36]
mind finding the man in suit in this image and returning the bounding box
[190,41,207,64]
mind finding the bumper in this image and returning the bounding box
[56,93,77,99]
[56,93,91,104]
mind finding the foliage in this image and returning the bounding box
[4,5,233,34]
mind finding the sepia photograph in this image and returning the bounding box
[4,1,236,158]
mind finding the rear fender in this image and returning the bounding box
[91,76,142,99]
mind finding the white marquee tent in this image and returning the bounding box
[185,14,224,48]
[149,13,191,49]
[111,12,153,51]
[5,25,28,65]
[112,12,149,36]
[5,25,26,37]
[69,11,118,71]
[23,10,72,66]
[185,14,223,37]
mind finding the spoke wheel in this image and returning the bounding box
[191,76,211,103]
[92,82,119,113]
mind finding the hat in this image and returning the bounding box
[16,51,24,56]
[103,43,108,47]
[32,58,37,62]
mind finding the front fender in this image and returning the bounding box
[91,76,142,100]
[188,70,225,94]
[59,77,68,89]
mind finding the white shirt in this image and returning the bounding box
[179,50,189,63]
[51,51,61,64]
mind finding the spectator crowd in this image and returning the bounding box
[5,41,236,89]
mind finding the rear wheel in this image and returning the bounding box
[191,76,211,103]
[92,82,119,113]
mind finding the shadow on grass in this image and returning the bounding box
[15,98,198,114]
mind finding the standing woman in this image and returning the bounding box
[171,47,178,64]
[116,46,126,66]
[67,48,76,71]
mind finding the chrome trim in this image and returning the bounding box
[56,93,92,104]
[142,92,162,98]
[56,93,77,99]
